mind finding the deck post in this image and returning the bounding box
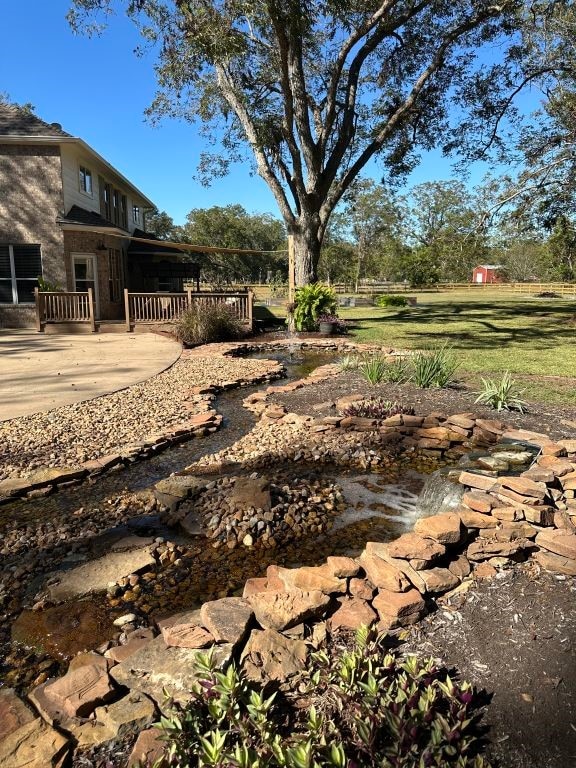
[34,287,43,332]
[247,289,254,331]
[124,288,131,332]
[87,287,97,333]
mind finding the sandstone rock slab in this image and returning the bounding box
[386,532,445,562]
[0,689,35,742]
[414,513,463,544]
[329,597,377,631]
[32,664,116,721]
[241,629,307,683]
[200,597,253,646]
[534,550,576,576]
[535,529,576,559]
[0,718,70,768]
[110,635,232,706]
[419,567,460,594]
[246,589,330,631]
[127,727,166,768]
[48,548,156,600]
[162,624,214,649]
[358,551,410,592]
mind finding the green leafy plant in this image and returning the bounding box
[383,356,412,383]
[155,628,491,768]
[293,283,337,331]
[342,398,415,419]
[337,354,360,372]
[412,343,459,388]
[376,293,409,308]
[474,371,528,412]
[37,276,62,292]
[358,354,388,384]
[176,302,244,346]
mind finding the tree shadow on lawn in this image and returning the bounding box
[349,302,576,351]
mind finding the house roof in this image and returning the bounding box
[0,104,155,209]
[476,264,503,270]
[0,104,72,138]
[57,205,124,230]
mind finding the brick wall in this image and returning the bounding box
[0,144,65,328]
[63,231,130,320]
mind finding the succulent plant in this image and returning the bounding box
[342,398,415,419]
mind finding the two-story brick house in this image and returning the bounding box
[0,104,159,328]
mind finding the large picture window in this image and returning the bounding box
[0,244,42,304]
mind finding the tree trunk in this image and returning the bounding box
[292,217,322,286]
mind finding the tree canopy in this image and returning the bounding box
[68,0,559,285]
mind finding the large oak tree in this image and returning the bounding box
[70,0,543,285]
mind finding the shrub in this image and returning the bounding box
[474,371,528,412]
[175,302,244,346]
[155,627,491,768]
[412,343,459,388]
[376,293,409,308]
[342,397,415,419]
[37,276,62,292]
[358,354,388,384]
[293,283,337,331]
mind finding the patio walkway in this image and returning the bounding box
[0,330,181,421]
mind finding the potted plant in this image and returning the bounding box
[317,312,339,334]
[293,283,337,331]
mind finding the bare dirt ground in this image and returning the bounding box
[267,369,576,768]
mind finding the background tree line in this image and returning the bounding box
[146,176,576,288]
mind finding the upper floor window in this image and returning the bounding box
[79,165,93,195]
[0,244,42,304]
[133,205,141,226]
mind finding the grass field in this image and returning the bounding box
[257,289,576,405]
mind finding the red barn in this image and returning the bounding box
[472,264,503,284]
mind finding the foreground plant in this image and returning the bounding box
[358,354,388,384]
[475,371,528,412]
[342,398,415,420]
[412,343,459,388]
[176,302,244,345]
[293,283,337,331]
[154,627,491,768]
[337,353,360,372]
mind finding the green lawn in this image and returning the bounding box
[339,291,576,405]
[256,290,576,405]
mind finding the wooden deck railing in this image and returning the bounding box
[35,288,96,332]
[124,289,254,331]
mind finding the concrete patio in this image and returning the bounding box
[0,330,181,421]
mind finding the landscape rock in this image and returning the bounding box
[229,477,271,512]
[414,513,463,544]
[329,597,377,630]
[534,550,576,576]
[386,532,445,563]
[246,589,330,631]
[161,623,214,649]
[241,629,307,683]
[275,565,347,594]
[200,597,254,645]
[535,529,576,559]
[48,548,156,600]
[0,689,35,742]
[467,538,532,562]
[32,663,116,720]
[127,727,166,768]
[359,549,410,591]
[419,567,460,593]
[0,718,70,768]
[110,635,233,705]
[372,588,426,628]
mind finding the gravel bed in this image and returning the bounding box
[0,356,279,480]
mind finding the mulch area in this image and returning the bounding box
[265,369,576,768]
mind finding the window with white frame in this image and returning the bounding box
[0,244,42,304]
[133,205,141,225]
[79,165,93,195]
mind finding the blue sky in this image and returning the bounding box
[1,1,538,225]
